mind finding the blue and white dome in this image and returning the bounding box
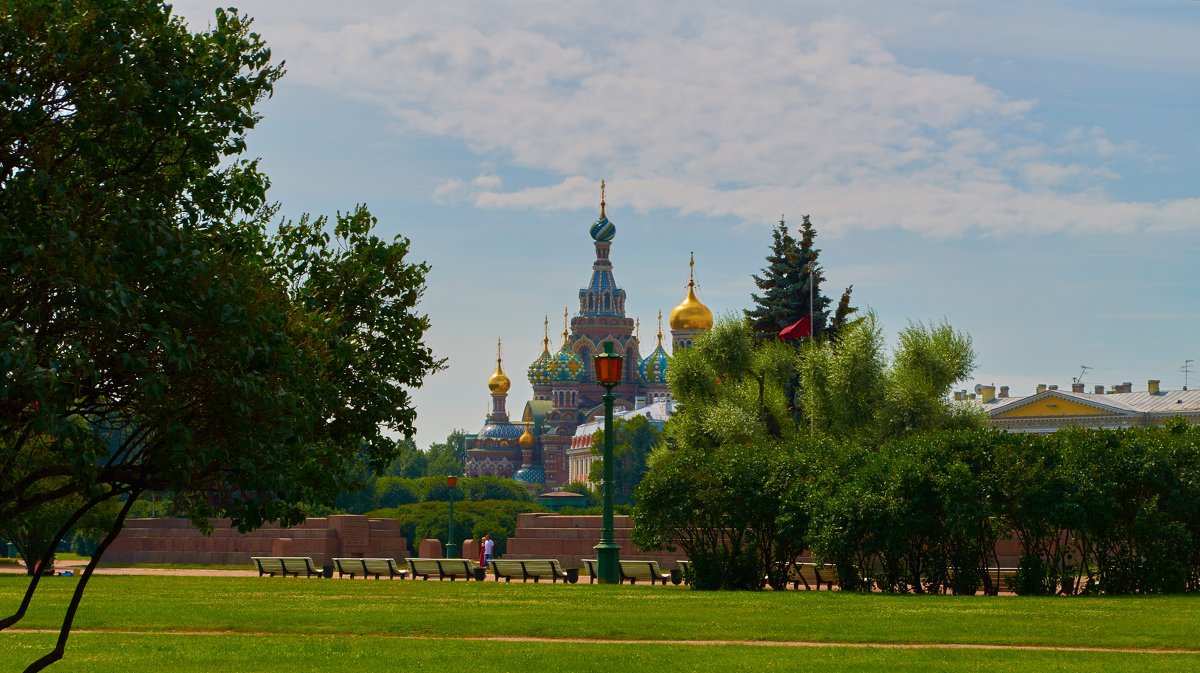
[513,464,546,485]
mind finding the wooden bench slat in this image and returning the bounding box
[252,557,321,578]
[407,558,480,581]
[333,557,408,579]
[489,559,568,583]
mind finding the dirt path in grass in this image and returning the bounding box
[7,629,1200,655]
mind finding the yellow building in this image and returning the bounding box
[963,380,1200,433]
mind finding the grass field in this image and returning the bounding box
[2,574,1199,672]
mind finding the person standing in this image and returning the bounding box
[483,534,495,565]
[478,537,487,568]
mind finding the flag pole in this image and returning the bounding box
[808,261,814,340]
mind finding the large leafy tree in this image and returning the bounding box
[746,216,856,340]
[633,319,806,589]
[798,313,983,443]
[0,3,442,670]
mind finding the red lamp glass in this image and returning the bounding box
[593,341,624,387]
[447,476,457,487]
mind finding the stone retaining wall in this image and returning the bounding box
[105,515,409,567]
[503,513,684,570]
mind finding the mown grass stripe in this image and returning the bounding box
[7,629,1200,655]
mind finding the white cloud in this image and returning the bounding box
[176,1,1197,237]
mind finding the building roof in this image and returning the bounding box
[978,389,1200,417]
[572,399,674,438]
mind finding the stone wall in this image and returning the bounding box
[105,515,409,567]
[503,512,684,570]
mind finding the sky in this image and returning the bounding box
[172,1,1200,451]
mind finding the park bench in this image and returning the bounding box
[406,557,481,581]
[252,556,323,578]
[333,557,408,579]
[785,562,837,590]
[489,558,569,583]
[582,559,673,584]
[619,559,672,585]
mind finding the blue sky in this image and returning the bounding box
[175,1,1200,451]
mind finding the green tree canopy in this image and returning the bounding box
[798,313,983,443]
[0,3,442,669]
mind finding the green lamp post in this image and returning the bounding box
[592,341,624,584]
[445,475,459,559]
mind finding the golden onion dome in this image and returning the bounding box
[669,252,713,331]
[518,425,535,448]
[487,338,511,394]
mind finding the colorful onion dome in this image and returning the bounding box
[518,425,535,449]
[513,464,546,484]
[670,252,713,331]
[547,313,585,383]
[528,317,554,387]
[487,338,511,394]
[548,343,584,382]
[639,312,671,383]
[589,180,615,242]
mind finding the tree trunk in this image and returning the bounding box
[22,491,139,673]
[0,495,108,631]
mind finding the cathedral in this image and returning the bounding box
[464,185,713,488]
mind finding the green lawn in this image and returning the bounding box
[2,575,1199,672]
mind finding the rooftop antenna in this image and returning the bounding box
[1184,359,1194,391]
[1072,365,1091,386]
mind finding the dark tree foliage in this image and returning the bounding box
[0,3,442,670]
[745,216,856,340]
[805,420,1200,596]
[369,499,548,558]
[588,415,662,504]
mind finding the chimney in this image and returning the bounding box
[1072,383,1085,393]
[969,393,977,400]
[1095,385,1104,394]
[1048,385,1058,391]
[634,396,646,409]
[999,386,1009,398]
[1148,380,1160,395]
[980,385,996,403]
[1122,382,1132,393]
[1036,384,1047,394]
[953,391,964,401]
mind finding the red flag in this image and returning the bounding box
[779,316,811,340]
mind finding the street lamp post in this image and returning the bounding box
[445,475,459,559]
[592,341,624,584]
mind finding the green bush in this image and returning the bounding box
[367,500,548,557]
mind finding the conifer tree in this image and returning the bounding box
[746,215,855,339]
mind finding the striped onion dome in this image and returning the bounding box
[639,343,670,384]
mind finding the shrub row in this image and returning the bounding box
[336,475,533,514]
[366,500,548,557]
[634,420,1200,594]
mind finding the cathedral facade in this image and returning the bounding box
[464,187,713,488]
